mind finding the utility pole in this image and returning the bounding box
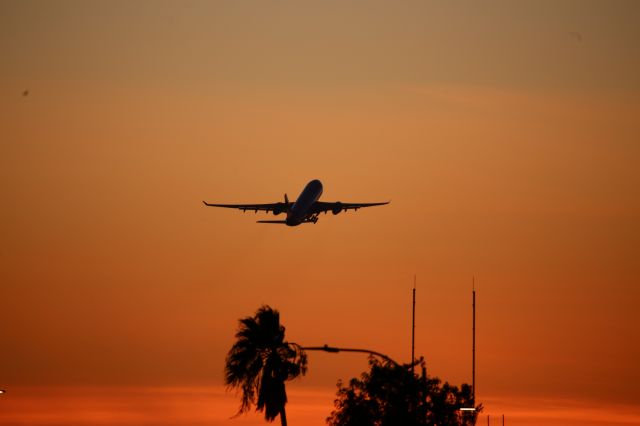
[411,275,416,376]
[472,277,476,405]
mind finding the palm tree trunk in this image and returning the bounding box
[280,408,287,426]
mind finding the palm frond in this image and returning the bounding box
[224,305,308,423]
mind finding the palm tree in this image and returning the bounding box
[225,305,307,426]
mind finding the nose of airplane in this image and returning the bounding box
[310,179,323,192]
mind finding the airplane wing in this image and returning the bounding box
[313,201,390,214]
[202,201,286,213]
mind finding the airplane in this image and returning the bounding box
[203,179,389,226]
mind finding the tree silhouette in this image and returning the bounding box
[225,305,307,426]
[327,357,481,426]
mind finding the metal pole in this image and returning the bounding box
[300,345,401,367]
[412,275,416,376]
[472,277,476,405]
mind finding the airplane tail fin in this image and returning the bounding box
[257,220,287,224]
[284,193,289,205]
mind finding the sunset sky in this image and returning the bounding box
[1,1,639,425]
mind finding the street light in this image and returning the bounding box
[300,344,401,367]
[457,407,476,425]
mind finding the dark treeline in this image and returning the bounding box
[327,357,480,426]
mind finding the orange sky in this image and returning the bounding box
[1,1,639,424]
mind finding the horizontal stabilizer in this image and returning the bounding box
[256,220,287,224]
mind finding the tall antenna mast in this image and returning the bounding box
[411,275,416,376]
[472,276,476,405]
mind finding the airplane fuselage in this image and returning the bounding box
[202,179,388,225]
[286,179,323,226]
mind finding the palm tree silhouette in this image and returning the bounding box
[225,305,307,426]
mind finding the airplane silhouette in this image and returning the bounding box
[203,179,389,226]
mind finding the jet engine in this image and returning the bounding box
[332,202,343,215]
[273,203,285,215]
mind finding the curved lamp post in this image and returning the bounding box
[300,344,401,367]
